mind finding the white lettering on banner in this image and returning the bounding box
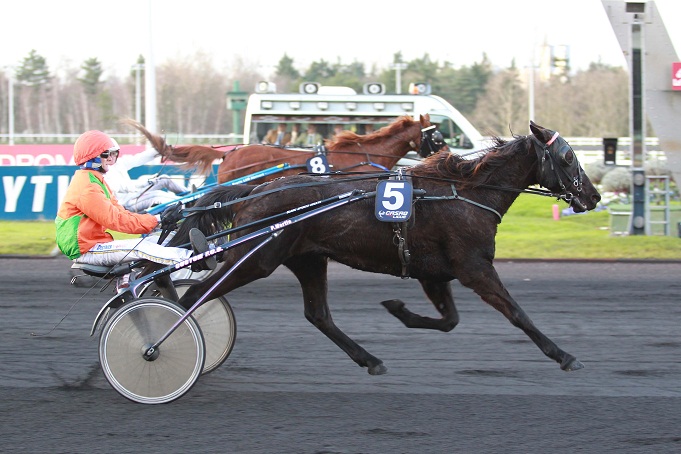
[31,175,53,212]
[17,155,35,166]
[35,154,68,165]
[58,175,71,207]
[2,176,26,212]
[0,154,70,166]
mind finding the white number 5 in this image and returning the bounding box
[381,182,404,210]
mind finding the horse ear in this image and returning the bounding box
[420,113,429,126]
[529,121,544,139]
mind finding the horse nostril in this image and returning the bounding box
[592,194,602,203]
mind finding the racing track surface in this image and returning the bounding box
[1,256,680,453]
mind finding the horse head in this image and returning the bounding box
[417,113,447,158]
[529,121,601,212]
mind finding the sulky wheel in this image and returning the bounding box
[98,297,205,404]
[141,279,236,374]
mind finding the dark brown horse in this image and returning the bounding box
[123,115,444,184]
[169,121,601,375]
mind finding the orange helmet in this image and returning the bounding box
[73,130,120,165]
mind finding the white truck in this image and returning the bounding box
[243,81,486,165]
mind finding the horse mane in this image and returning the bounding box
[167,184,256,248]
[325,116,418,151]
[412,135,531,188]
[120,118,223,175]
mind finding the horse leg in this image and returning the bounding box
[459,265,583,371]
[381,280,459,331]
[286,255,387,376]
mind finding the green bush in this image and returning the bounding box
[600,167,631,193]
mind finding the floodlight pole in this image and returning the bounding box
[132,64,144,125]
[629,6,646,235]
[391,63,408,94]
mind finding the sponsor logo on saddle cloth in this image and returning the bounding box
[375,180,413,222]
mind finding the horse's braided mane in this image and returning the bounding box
[412,135,531,188]
[326,116,417,151]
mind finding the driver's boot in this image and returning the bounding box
[189,228,217,272]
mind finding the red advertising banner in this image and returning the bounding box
[673,62,681,91]
[0,144,146,166]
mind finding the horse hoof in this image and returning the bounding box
[368,363,387,375]
[561,356,584,371]
[381,299,404,314]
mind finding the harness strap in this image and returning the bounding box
[546,131,560,146]
[418,185,502,223]
[336,161,390,172]
[392,222,411,279]
[530,132,582,198]
[183,173,394,214]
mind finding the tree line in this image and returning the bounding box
[0,49,630,142]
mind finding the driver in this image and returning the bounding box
[55,130,216,273]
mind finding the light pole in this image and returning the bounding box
[132,64,144,122]
[628,3,646,235]
[390,62,408,94]
[131,63,144,144]
[132,64,143,124]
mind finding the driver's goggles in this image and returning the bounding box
[100,148,120,159]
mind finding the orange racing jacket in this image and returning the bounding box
[55,169,159,259]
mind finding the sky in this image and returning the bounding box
[1,0,679,81]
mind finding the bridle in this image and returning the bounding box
[530,131,586,210]
[417,125,446,158]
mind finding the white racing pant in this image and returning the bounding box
[75,236,192,267]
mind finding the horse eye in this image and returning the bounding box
[560,148,574,166]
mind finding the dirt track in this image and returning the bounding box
[1,256,680,453]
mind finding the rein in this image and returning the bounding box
[182,172,392,215]
[186,164,571,221]
[215,122,441,179]
[214,147,411,179]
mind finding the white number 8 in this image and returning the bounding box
[309,157,327,173]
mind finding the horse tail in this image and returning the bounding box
[163,145,225,176]
[168,184,256,248]
[120,117,175,160]
[120,117,224,176]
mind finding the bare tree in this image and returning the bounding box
[472,66,528,136]
[569,64,629,137]
[534,77,574,135]
[1,49,635,142]
[157,52,234,135]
